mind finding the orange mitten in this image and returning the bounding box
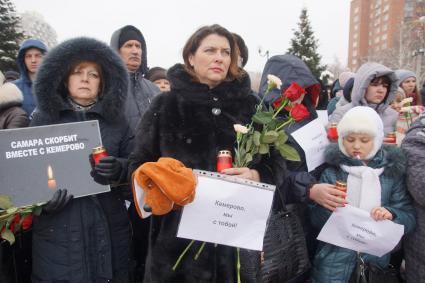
[132,157,196,217]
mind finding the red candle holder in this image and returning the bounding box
[217,150,232,172]
[327,123,338,142]
[92,146,108,165]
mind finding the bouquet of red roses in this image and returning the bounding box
[233,75,311,167]
[0,195,43,244]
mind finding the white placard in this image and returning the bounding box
[291,118,329,171]
[317,205,404,257]
[316,110,329,127]
[177,170,275,251]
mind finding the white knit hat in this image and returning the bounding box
[337,106,384,159]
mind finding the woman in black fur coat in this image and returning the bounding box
[128,25,284,283]
[30,37,134,282]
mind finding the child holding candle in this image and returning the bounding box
[309,106,416,282]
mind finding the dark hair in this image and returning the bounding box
[370,75,391,88]
[60,60,104,98]
[232,32,249,67]
[182,24,244,82]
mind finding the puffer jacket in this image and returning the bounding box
[401,116,425,283]
[329,62,398,134]
[30,37,134,283]
[12,39,48,115]
[310,144,416,283]
[110,25,160,130]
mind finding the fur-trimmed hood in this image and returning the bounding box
[33,37,129,122]
[167,63,252,101]
[324,143,406,178]
[0,83,23,110]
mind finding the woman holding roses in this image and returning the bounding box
[128,24,285,283]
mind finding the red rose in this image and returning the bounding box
[290,104,310,122]
[272,97,283,109]
[21,215,33,231]
[9,214,21,233]
[284,82,306,102]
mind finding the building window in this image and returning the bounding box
[381,34,387,40]
[374,37,380,43]
[354,7,359,14]
[352,59,357,65]
[354,24,359,31]
[353,50,358,57]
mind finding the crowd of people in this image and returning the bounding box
[1,23,425,283]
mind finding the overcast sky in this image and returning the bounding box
[13,0,350,73]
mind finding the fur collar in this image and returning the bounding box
[33,37,129,122]
[0,83,23,110]
[325,143,406,178]
[167,64,251,103]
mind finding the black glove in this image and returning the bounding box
[90,155,122,184]
[43,189,73,214]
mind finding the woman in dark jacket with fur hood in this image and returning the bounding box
[30,37,134,282]
[128,24,284,283]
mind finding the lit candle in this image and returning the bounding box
[47,165,57,189]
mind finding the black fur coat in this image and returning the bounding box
[129,64,284,283]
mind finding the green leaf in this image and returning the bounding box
[277,131,288,144]
[253,131,261,146]
[32,205,43,216]
[259,144,270,154]
[1,228,15,245]
[261,131,279,144]
[245,136,253,153]
[6,207,17,214]
[252,112,273,125]
[244,153,253,165]
[278,144,301,161]
[0,195,13,210]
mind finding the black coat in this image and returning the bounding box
[129,64,283,283]
[30,37,133,283]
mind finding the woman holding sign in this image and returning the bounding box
[128,25,284,283]
[30,37,133,282]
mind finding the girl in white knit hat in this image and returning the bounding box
[309,106,415,282]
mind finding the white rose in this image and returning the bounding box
[400,106,412,113]
[267,74,282,90]
[400,97,413,106]
[233,124,249,134]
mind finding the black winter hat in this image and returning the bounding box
[118,26,144,49]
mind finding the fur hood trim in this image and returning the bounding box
[0,83,23,110]
[325,143,406,178]
[33,37,129,122]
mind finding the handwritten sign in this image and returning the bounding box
[317,205,404,257]
[291,118,329,171]
[0,121,108,207]
[177,171,275,251]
